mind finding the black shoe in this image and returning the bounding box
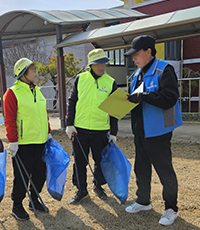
[29,199,49,213]
[70,190,89,205]
[93,185,107,200]
[12,203,29,220]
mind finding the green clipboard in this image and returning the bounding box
[98,88,138,120]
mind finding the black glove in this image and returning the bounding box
[127,92,149,103]
[127,93,143,103]
[0,139,4,152]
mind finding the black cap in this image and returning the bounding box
[124,35,156,56]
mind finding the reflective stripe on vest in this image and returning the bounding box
[10,80,48,144]
[131,58,183,138]
[74,70,114,130]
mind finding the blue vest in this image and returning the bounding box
[130,58,183,138]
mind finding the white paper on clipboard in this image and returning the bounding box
[131,82,144,94]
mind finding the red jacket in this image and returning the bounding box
[4,89,51,143]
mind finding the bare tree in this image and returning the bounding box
[3,40,83,109]
[3,39,48,77]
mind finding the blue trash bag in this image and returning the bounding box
[0,149,7,203]
[101,141,132,204]
[43,138,70,201]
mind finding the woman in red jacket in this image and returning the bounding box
[4,58,51,220]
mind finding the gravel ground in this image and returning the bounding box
[0,125,200,230]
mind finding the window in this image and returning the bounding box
[165,40,181,60]
[105,21,120,27]
[120,49,125,65]
[105,49,126,66]
[115,49,120,65]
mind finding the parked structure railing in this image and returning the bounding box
[40,78,200,113]
[1,77,199,114]
[178,77,200,113]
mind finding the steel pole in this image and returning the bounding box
[56,25,66,130]
[0,38,7,116]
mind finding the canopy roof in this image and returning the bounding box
[55,6,200,50]
[0,9,148,41]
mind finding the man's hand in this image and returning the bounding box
[9,142,18,157]
[108,135,117,143]
[127,92,143,104]
[66,126,78,140]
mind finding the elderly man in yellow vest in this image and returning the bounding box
[66,49,118,204]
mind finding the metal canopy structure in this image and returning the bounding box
[55,6,200,50]
[0,8,148,128]
[0,9,148,41]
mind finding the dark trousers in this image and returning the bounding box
[134,132,178,212]
[72,131,108,190]
[12,144,46,205]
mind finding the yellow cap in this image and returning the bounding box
[87,49,113,68]
[14,58,42,79]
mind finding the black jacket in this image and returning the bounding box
[66,69,118,136]
[131,58,179,136]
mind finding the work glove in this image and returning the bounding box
[127,92,148,104]
[9,142,18,158]
[66,126,78,140]
[108,135,117,143]
[47,133,52,140]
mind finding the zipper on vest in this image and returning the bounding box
[95,79,99,89]
[33,89,36,103]
[21,120,23,139]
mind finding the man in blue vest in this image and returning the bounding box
[66,49,118,205]
[124,35,183,226]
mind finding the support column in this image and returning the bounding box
[56,25,66,130]
[180,39,184,112]
[0,37,7,116]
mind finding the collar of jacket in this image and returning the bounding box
[137,57,159,78]
[14,79,38,92]
[89,67,105,80]
[141,57,155,76]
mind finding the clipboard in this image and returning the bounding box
[98,83,143,120]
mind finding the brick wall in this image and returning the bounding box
[133,0,200,16]
[184,63,200,73]
[183,38,200,60]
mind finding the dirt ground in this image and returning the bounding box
[0,124,200,230]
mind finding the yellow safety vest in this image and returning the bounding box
[74,70,114,130]
[9,80,48,145]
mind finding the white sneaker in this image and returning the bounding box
[159,209,177,226]
[125,202,152,213]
